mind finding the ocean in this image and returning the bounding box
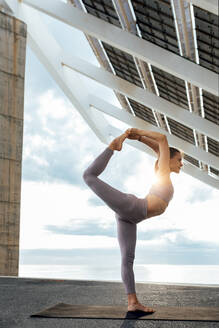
[19,264,219,285]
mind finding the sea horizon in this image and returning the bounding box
[19,264,219,286]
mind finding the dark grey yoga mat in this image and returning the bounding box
[31,303,219,321]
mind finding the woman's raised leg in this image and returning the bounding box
[83,132,136,219]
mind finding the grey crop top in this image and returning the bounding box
[148,181,174,204]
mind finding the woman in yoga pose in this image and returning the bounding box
[83,128,183,314]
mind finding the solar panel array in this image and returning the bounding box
[76,0,219,178]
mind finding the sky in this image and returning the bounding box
[19,8,219,270]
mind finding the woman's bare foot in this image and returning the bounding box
[128,302,155,313]
[108,131,129,151]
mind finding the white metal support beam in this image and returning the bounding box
[0,0,13,13]
[1,0,18,14]
[20,0,219,96]
[62,53,219,142]
[106,124,219,190]
[89,95,219,172]
[5,0,111,145]
[184,0,218,15]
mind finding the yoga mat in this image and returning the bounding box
[31,303,219,321]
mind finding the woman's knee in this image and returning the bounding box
[83,167,91,179]
[122,253,135,265]
[83,170,95,185]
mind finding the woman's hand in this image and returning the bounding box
[128,132,141,140]
[125,128,141,140]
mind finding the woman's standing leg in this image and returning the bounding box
[116,216,137,295]
[116,214,154,313]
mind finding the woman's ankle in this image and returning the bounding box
[128,293,138,305]
[108,145,115,151]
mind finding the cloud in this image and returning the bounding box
[19,239,219,265]
[19,248,121,265]
[22,86,143,194]
[23,89,98,185]
[185,185,214,204]
[44,219,183,240]
[37,220,219,265]
[87,196,106,207]
[44,219,116,237]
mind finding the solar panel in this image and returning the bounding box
[193,5,219,74]
[207,136,219,157]
[202,91,219,125]
[132,0,180,55]
[102,43,142,87]
[151,66,189,109]
[183,153,199,167]
[210,166,219,177]
[82,0,121,27]
[168,117,195,144]
[129,99,157,125]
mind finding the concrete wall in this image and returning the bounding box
[0,11,26,275]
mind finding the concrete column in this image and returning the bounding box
[0,11,26,276]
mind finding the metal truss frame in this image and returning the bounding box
[62,53,219,142]
[89,94,218,169]
[2,0,219,189]
[20,0,219,96]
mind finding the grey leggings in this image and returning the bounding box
[83,147,148,294]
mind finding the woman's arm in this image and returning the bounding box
[130,128,166,142]
[127,128,170,175]
[138,136,160,155]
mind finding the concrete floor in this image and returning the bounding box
[0,276,219,328]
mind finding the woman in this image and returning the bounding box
[83,128,183,314]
